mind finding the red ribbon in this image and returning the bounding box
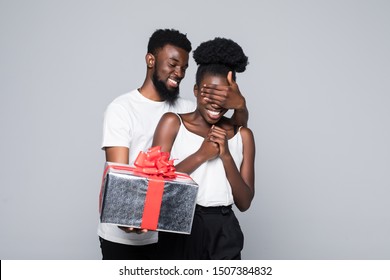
[140,178,164,230]
[134,146,176,230]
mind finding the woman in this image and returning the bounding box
[153,37,255,259]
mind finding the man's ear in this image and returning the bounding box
[145,53,155,68]
[193,84,199,97]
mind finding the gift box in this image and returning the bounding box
[99,147,199,234]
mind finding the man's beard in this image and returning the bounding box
[152,71,180,105]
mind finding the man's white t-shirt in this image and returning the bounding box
[99,89,195,245]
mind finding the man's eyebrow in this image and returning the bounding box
[169,57,188,67]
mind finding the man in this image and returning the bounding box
[99,29,249,260]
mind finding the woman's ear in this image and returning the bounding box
[193,84,199,97]
[145,53,155,68]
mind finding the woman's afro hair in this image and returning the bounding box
[193,37,248,73]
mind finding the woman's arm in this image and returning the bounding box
[208,126,255,211]
[153,114,220,175]
[174,135,220,174]
[152,112,181,154]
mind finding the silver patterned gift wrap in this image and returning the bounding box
[99,151,199,234]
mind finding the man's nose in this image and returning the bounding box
[174,67,185,78]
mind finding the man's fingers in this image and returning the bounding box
[201,85,229,95]
[227,71,234,85]
[118,226,148,234]
[202,83,218,90]
[202,94,225,106]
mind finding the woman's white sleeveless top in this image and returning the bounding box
[170,115,244,207]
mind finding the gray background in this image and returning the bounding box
[1,0,389,259]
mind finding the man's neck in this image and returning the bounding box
[139,82,163,102]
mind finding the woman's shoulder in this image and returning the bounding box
[161,112,181,123]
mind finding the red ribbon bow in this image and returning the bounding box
[133,146,176,230]
[133,146,176,178]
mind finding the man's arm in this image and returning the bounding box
[105,146,129,164]
[229,100,248,128]
[200,71,249,127]
[104,146,148,233]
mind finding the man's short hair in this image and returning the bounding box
[147,29,192,55]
